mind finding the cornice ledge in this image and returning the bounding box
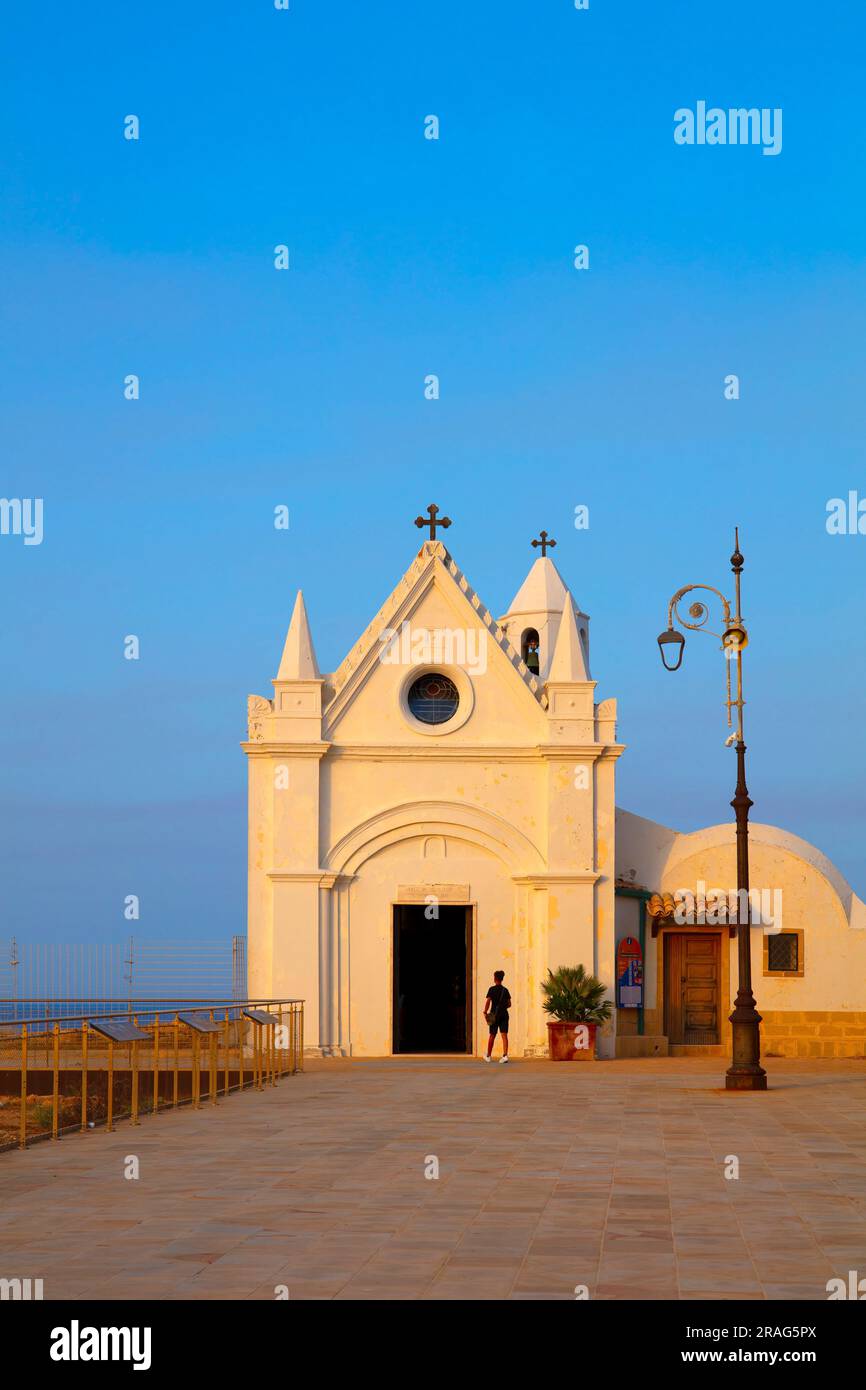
[535,744,603,759]
[535,743,626,761]
[241,741,332,758]
[327,744,546,760]
[512,870,601,885]
[267,869,356,886]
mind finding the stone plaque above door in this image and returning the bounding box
[397,884,471,904]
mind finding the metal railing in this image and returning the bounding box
[0,998,303,1152]
[0,936,248,1021]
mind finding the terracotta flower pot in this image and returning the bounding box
[547,1020,598,1061]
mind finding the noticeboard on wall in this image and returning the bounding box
[616,935,643,1009]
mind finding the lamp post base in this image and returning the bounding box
[725,1065,767,1091]
[726,1003,767,1091]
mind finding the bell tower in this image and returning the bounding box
[498,551,590,682]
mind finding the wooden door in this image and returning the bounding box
[664,933,720,1044]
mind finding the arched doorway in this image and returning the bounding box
[392,904,473,1053]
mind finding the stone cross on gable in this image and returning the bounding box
[414,503,452,540]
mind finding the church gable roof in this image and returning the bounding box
[324,540,549,725]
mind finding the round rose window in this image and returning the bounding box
[406,672,460,725]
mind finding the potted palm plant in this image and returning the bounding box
[541,965,612,1061]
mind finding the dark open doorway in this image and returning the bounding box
[392,904,472,1054]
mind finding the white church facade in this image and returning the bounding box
[243,527,866,1060]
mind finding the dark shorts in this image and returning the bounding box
[488,1013,509,1036]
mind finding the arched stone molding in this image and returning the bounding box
[325,799,546,877]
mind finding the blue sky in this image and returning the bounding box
[1,0,864,948]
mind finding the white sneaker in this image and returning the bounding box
[500,1056,509,1064]
[482,1055,491,1063]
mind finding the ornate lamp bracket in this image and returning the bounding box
[667,583,732,643]
[665,583,745,738]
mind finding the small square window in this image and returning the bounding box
[764,930,804,977]
[768,934,798,972]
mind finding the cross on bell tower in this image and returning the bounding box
[414,503,452,540]
[531,530,556,558]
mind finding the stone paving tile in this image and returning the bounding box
[1,1056,865,1300]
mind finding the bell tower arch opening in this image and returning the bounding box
[520,627,540,673]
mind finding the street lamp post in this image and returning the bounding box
[657,529,767,1092]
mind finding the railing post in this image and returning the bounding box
[131,1014,140,1126]
[19,1024,27,1149]
[51,1022,60,1139]
[81,1022,88,1133]
[153,1015,160,1114]
[107,1039,115,1133]
[192,1033,200,1109]
[209,1009,217,1105]
[223,1009,230,1096]
[173,1016,179,1108]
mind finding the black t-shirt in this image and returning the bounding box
[486,984,511,1018]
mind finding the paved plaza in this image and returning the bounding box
[1,1056,865,1300]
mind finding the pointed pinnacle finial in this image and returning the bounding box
[276,590,319,680]
[547,591,590,682]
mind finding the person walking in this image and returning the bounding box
[483,970,511,1063]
